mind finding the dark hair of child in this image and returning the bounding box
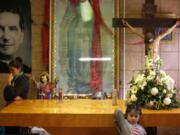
[125,103,142,119]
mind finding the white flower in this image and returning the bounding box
[149,70,156,76]
[147,70,156,80]
[151,87,158,96]
[165,75,175,90]
[154,56,161,62]
[134,74,145,84]
[163,89,167,94]
[160,70,166,77]
[130,94,137,101]
[130,86,138,94]
[147,76,154,81]
[139,81,147,90]
[167,93,173,98]
[163,97,171,105]
[171,89,175,93]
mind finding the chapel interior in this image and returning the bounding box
[0,0,180,135]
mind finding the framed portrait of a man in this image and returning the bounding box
[0,0,31,73]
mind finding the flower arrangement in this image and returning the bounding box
[126,56,179,110]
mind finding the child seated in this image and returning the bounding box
[115,103,147,135]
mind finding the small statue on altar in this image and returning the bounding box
[33,72,53,99]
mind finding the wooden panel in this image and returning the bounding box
[0,100,122,127]
[1,99,180,135]
[113,18,178,28]
[0,100,180,127]
[31,0,44,15]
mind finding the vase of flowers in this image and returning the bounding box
[126,55,179,110]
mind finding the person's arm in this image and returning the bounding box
[158,20,180,40]
[122,19,145,39]
[7,73,13,85]
[3,73,16,102]
[114,109,132,135]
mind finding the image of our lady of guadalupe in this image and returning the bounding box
[56,0,114,94]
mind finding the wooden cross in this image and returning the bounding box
[113,0,179,55]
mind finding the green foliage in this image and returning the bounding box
[126,56,180,110]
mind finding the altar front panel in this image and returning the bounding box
[0,100,180,128]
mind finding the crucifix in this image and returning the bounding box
[113,0,179,59]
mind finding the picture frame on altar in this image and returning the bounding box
[49,0,115,95]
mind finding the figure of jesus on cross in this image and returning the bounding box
[122,20,180,60]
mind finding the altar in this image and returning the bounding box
[0,99,180,135]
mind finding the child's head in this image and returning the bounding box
[125,103,142,125]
